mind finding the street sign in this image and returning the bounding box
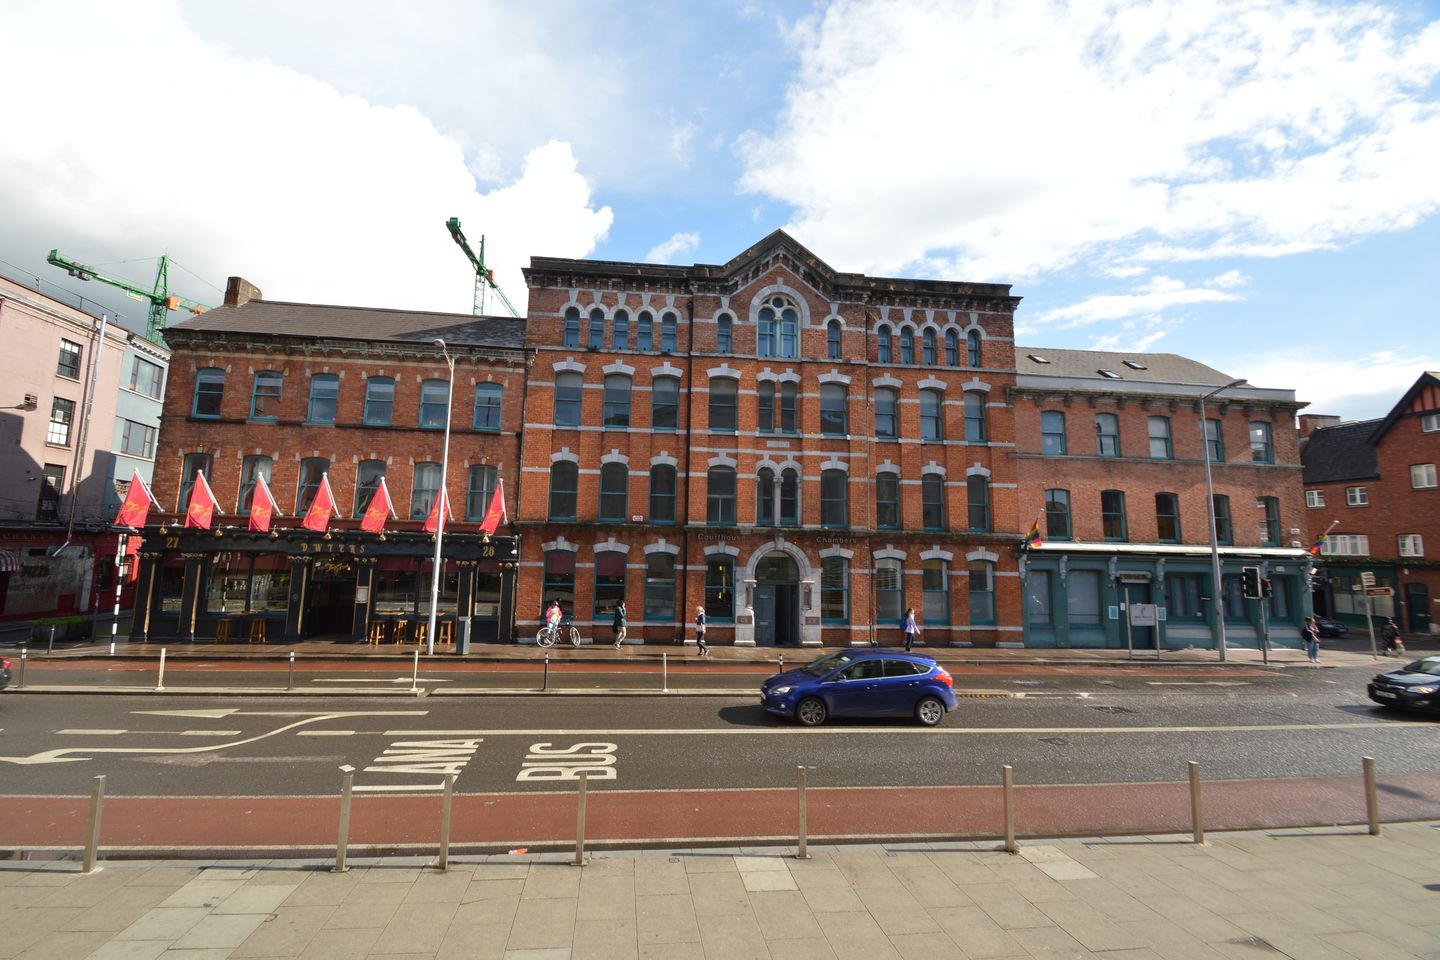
[1361,571,1376,587]
[1365,586,1395,597]
[1128,603,1157,627]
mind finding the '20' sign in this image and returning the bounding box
[516,742,617,781]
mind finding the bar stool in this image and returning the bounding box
[367,620,387,646]
[393,619,410,644]
[413,621,427,648]
[437,620,454,647]
[214,618,232,643]
[249,618,267,645]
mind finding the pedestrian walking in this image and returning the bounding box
[695,605,708,657]
[612,600,627,649]
[1303,615,1321,663]
[902,606,920,652]
[1382,617,1405,657]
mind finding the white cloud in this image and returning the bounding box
[646,232,701,264]
[739,0,1440,283]
[1228,348,1439,418]
[1032,275,1245,328]
[0,1,613,318]
[1091,317,1181,353]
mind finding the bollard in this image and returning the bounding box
[1363,756,1380,836]
[543,653,550,691]
[437,773,457,871]
[109,642,115,656]
[287,651,296,692]
[662,652,669,694]
[779,654,784,676]
[1002,765,1016,854]
[47,624,55,655]
[795,765,812,860]
[334,766,355,872]
[82,775,106,874]
[573,774,588,867]
[17,649,26,689]
[409,649,420,694]
[1188,761,1205,845]
[155,648,167,692]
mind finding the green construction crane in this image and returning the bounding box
[445,217,521,318]
[46,249,208,342]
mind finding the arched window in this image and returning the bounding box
[660,312,678,352]
[563,307,581,348]
[644,553,676,621]
[821,469,848,528]
[920,389,944,441]
[419,379,448,429]
[899,327,914,365]
[612,309,629,351]
[548,461,578,520]
[875,387,898,439]
[651,376,679,431]
[237,455,272,515]
[757,295,799,358]
[307,374,338,424]
[826,320,842,359]
[779,468,799,526]
[969,561,995,624]
[923,560,950,625]
[636,311,654,352]
[705,557,735,621]
[602,375,631,429]
[354,460,385,517]
[472,382,502,432]
[757,382,775,433]
[877,325,893,364]
[922,473,946,531]
[964,391,987,442]
[922,328,937,366]
[821,556,850,624]
[1045,489,1071,540]
[363,376,393,426]
[587,308,605,350]
[707,465,736,525]
[553,372,583,427]
[966,329,981,367]
[649,464,676,523]
[779,382,798,433]
[875,558,903,624]
[709,377,738,431]
[820,384,848,436]
[876,471,900,529]
[945,330,959,367]
[466,465,497,521]
[599,462,628,521]
[593,552,625,619]
[543,550,575,612]
[967,475,991,532]
[756,467,776,526]
[716,314,733,354]
[410,461,441,519]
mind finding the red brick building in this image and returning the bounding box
[1301,372,1440,637]
[135,280,525,644]
[1011,348,1312,650]
[515,231,1025,648]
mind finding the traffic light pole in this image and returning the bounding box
[1363,591,1378,660]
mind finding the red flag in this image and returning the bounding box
[478,477,507,536]
[248,474,281,533]
[360,477,396,534]
[114,469,158,528]
[301,473,338,533]
[184,471,219,530]
[422,485,452,534]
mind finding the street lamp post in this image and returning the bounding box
[1200,377,1247,662]
[426,338,455,656]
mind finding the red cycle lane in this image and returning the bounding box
[4,773,1438,853]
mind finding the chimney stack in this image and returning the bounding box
[1298,414,1342,439]
[224,276,262,307]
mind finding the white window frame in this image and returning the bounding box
[1346,486,1368,506]
[1398,534,1424,558]
[1323,534,1370,557]
[1410,463,1437,489]
[1305,490,1325,508]
[1421,413,1440,433]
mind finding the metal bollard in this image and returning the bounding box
[155,648,167,692]
[662,652,669,694]
[779,654,784,675]
[17,649,26,689]
[573,774,588,867]
[287,651,296,692]
[334,766,355,872]
[82,775,106,874]
[1002,765,1016,854]
[409,649,420,694]
[1363,756,1380,836]
[47,624,56,655]
[437,773,457,870]
[543,652,550,691]
[795,765,812,860]
[1188,761,1205,845]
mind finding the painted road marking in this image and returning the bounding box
[58,729,244,737]
[348,721,1436,737]
[517,742,618,781]
[298,730,357,737]
[309,678,453,684]
[1146,681,1251,686]
[57,729,125,736]
[356,737,484,793]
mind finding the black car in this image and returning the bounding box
[0,654,10,690]
[1367,656,1440,713]
[1315,616,1350,638]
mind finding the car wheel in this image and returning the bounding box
[795,697,828,727]
[915,696,946,727]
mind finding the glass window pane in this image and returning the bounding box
[1067,571,1101,625]
[364,377,394,426]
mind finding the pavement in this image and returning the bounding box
[4,823,1438,960]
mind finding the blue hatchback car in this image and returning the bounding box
[760,650,957,726]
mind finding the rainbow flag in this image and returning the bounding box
[1021,516,1044,550]
[1308,531,1328,556]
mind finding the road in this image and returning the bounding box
[1,658,1436,853]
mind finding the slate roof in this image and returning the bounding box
[167,299,526,350]
[1301,418,1380,484]
[1014,346,1236,386]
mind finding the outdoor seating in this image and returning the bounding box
[437,620,454,646]
[366,620,387,646]
[214,618,232,643]
[248,618,267,644]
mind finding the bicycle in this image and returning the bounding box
[535,617,582,647]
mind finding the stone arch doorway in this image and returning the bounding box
[753,551,800,647]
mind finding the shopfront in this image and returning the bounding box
[130,528,519,647]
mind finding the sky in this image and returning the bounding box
[2,0,1438,422]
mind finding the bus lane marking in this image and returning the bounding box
[516,742,618,781]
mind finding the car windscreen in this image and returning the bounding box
[1400,657,1440,676]
[802,652,855,677]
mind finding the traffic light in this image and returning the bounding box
[1241,566,1262,599]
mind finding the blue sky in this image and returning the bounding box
[3,0,1438,421]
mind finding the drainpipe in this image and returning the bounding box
[678,292,695,644]
[56,312,109,558]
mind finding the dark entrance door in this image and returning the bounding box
[1123,581,1155,649]
[753,552,800,647]
[307,558,356,636]
[1405,583,1431,635]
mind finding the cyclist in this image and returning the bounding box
[542,600,562,644]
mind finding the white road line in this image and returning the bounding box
[58,729,245,737]
[298,730,356,737]
[57,729,126,736]
[352,784,446,793]
[1146,681,1251,686]
[368,721,1432,737]
[309,678,454,684]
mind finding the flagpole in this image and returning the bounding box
[426,339,455,656]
